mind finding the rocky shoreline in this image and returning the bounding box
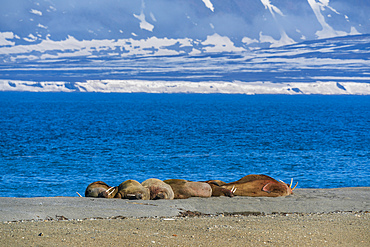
[1,212,369,246]
[1,188,369,222]
[0,188,369,246]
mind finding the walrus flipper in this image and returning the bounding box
[127,193,143,200]
[262,183,273,193]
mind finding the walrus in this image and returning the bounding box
[115,179,150,200]
[221,174,298,197]
[204,180,234,197]
[141,178,175,200]
[164,179,212,199]
[84,181,117,198]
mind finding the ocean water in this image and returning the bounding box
[0,92,369,197]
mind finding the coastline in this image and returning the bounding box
[1,187,369,222]
[1,188,369,246]
[1,80,370,95]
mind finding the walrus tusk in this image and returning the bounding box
[76,192,82,197]
[290,178,293,188]
[292,182,298,191]
[230,186,237,193]
[105,187,114,195]
[106,187,115,196]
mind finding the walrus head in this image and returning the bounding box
[207,181,235,197]
[85,181,113,198]
[98,186,117,198]
[279,178,298,195]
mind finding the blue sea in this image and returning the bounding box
[0,92,369,197]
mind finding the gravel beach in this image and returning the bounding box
[1,188,369,246]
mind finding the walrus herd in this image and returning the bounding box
[85,174,298,199]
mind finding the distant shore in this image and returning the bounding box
[2,80,370,95]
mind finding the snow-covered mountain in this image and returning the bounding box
[0,0,369,94]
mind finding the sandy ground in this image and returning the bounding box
[0,188,369,246]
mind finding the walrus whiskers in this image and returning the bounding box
[292,182,298,190]
[279,178,297,191]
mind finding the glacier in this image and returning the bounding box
[1,80,368,95]
[0,0,369,94]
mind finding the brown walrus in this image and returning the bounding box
[141,178,175,200]
[221,174,298,197]
[85,181,117,198]
[115,179,150,200]
[164,179,212,199]
[204,180,234,197]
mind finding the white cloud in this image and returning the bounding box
[30,9,42,16]
[0,32,15,46]
[133,11,154,32]
[201,0,214,12]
